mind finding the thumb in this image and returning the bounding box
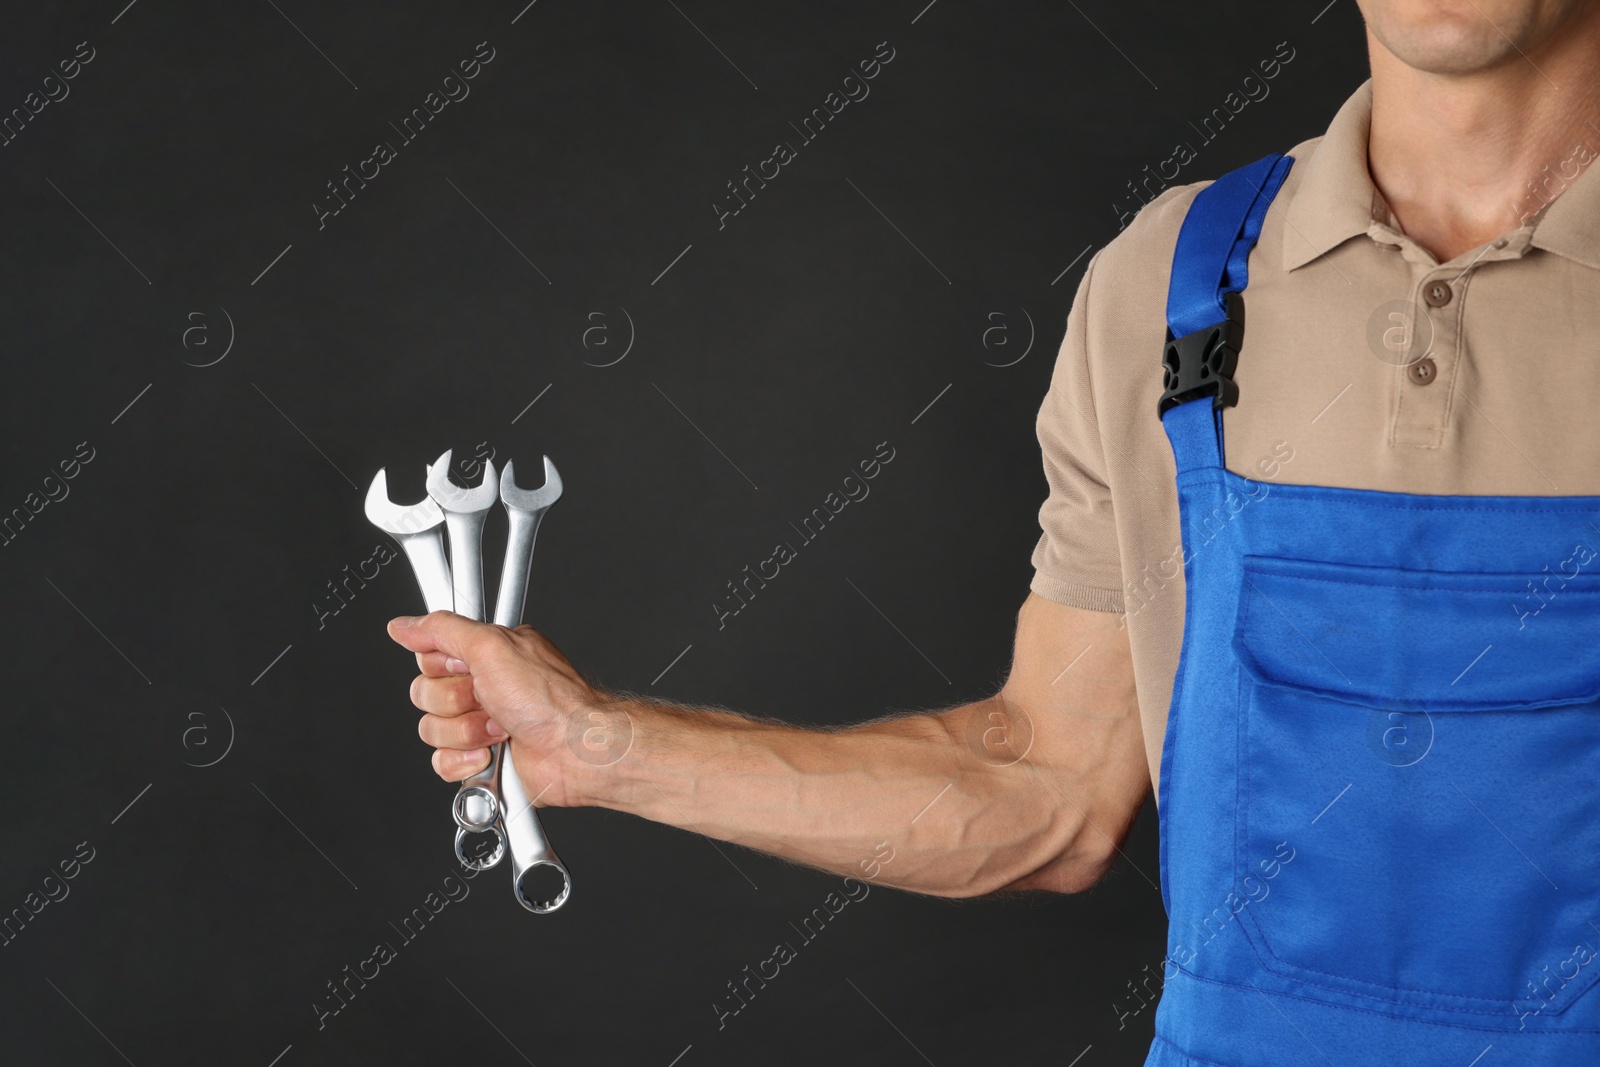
[386,610,497,661]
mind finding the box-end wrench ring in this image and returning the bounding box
[454,818,507,871]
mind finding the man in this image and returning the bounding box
[391,1,1600,1062]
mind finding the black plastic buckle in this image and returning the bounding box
[1158,290,1244,418]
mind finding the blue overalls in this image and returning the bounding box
[1148,153,1600,1066]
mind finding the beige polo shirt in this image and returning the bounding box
[1029,79,1600,794]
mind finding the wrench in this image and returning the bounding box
[494,456,563,627]
[494,457,570,913]
[425,450,497,627]
[366,466,508,871]
[366,456,567,910]
[364,469,454,615]
[425,451,503,836]
[426,452,568,909]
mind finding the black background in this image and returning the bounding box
[0,2,1367,1064]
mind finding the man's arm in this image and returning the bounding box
[390,591,1149,898]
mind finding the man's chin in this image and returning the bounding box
[1360,0,1550,76]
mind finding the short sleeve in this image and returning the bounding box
[1029,250,1125,613]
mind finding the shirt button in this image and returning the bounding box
[1423,281,1453,307]
[1492,238,1509,250]
[1407,356,1438,385]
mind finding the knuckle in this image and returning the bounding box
[419,713,455,748]
[411,675,477,716]
[435,746,489,782]
[473,626,513,659]
[419,711,494,750]
[447,677,478,713]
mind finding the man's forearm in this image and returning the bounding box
[396,595,1146,897]
[561,695,1091,898]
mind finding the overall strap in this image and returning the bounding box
[1158,152,1295,473]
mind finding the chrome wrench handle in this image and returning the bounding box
[442,507,489,625]
[395,536,453,614]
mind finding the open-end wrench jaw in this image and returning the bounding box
[365,468,454,614]
[425,449,499,627]
[365,468,446,536]
[425,449,500,514]
[494,457,562,630]
[499,455,563,512]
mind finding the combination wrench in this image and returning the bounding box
[422,452,503,839]
[425,451,570,914]
[489,457,568,913]
[367,466,508,871]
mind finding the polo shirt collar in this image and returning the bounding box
[1529,135,1600,270]
[1282,77,1600,272]
[1281,80,1379,272]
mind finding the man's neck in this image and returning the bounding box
[1367,17,1600,262]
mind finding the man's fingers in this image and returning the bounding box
[416,651,469,678]
[432,747,491,782]
[409,673,480,716]
[387,610,498,661]
[418,710,506,749]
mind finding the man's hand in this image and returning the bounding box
[386,611,607,809]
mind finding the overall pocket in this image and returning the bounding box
[1229,553,1600,1025]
